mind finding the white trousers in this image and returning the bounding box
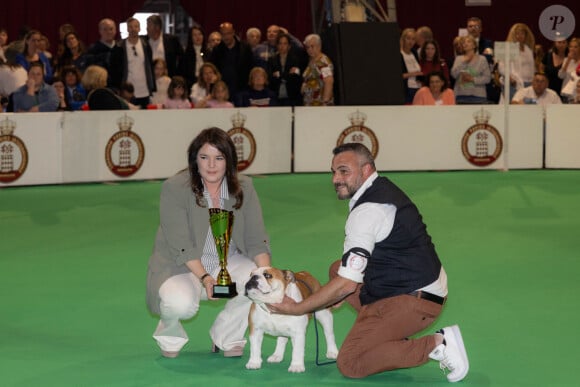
[152,252,256,352]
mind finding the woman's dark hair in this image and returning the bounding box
[426,70,448,91]
[185,25,207,53]
[60,65,81,83]
[23,29,41,54]
[419,39,441,63]
[187,127,243,209]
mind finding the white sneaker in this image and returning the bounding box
[429,324,469,382]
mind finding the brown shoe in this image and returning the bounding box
[161,350,179,358]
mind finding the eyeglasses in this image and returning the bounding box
[131,45,137,56]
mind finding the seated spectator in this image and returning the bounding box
[82,65,128,110]
[412,71,455,105]
[164,76,192,109]
[51,76,70,111]
[235,66,278,107]
[267,33,303,106]
[558,37,579,102]
[0,44,27,105]
[190,62,221,107]
[419,39,450,85]
[15,30,53,83]
[206,80,234,108]
[12,61,59,112]
[150,58,171,105]
[119,82,140,110]
[450,35,490,104]
[511,72,562,107]
[572,79,580,104]
[61,65,87,110]
[542,39,567,98]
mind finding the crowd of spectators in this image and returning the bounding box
[1,15,580,113]
[408,17,579,107]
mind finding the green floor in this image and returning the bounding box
[1,170,578,386]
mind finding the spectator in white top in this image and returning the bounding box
[511,72,562,107]
[119,17,155,109]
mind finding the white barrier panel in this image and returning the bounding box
[294,105,543,172]
[1,108,292,187]
[545,105,580,168]
[0,113,62,186]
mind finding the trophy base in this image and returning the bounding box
[213,283,238,298]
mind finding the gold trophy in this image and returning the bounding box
[209,208,237,298]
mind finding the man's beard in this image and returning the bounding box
[334,182,358,200]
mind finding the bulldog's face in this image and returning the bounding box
[245,267,294,304]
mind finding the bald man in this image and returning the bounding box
[207,22,253,104]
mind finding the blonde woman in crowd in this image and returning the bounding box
[450,35,490,104]
[498,23,535,100]
[190,62,221,107]
[400,28,422,104]
[150,58,171,105]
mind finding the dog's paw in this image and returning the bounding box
[326,348,338,359]
[267,354,284,363]
[288,362,305,373]
[245,359,262,370]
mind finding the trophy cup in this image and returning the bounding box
[209,208,237,298]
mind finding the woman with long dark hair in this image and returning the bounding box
[146,127,271,359]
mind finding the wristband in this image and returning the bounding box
[200,273,211,282]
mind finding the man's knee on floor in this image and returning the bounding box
[336,351,368,379]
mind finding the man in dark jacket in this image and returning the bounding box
[146,14,184,78]
[208,22,253,104]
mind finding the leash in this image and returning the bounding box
[295,278,337,366]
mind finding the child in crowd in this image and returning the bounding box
[51,77,70,111]
[119,82,140,110]
[205,80,234,108]
[150,58,171,106]
[163,76,192,109]
[61,65,86,110]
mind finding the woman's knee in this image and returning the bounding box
[160,291,199,319]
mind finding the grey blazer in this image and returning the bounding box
[146,170,270,315]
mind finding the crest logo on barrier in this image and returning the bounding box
[461,109,503,167]
[336,110,379,158]
[105,114,145,177]
[227,111,256,171]
[0,117,28,184]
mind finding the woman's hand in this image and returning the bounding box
[202,275,219,301]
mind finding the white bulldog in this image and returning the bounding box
[244,266,339,373]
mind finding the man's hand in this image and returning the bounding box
[267,295,301,315]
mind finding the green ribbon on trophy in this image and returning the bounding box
[209,208,237,298]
